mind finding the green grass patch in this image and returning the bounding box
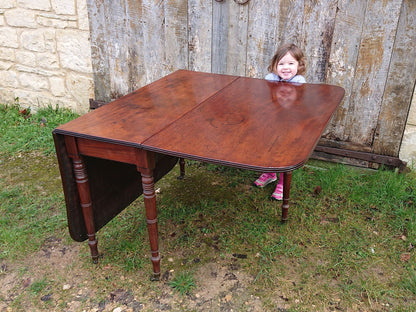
[0,103,77,260]
[29,278,48,295]
[0,100,78,156]
[169,271,196,295]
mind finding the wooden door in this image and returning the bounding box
[86,0,416,162]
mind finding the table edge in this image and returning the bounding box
[52,129,305,172]
[141,145,306,172]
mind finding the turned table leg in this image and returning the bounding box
[281,171,293,222]
[141,168,161,280]
[73,156,99,262]
[64,136,99,262]
[178,158,186,179]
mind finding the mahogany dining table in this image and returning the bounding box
[53,70,345,279]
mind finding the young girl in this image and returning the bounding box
[254,43,306,200]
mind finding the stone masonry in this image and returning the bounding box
[0,0,93,114]
[400,88,416,167]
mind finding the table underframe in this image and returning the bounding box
[63,135,293,279]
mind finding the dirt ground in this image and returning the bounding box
[1,155,408,311]
[0,153,290,311]
[1,235,396,312]
[0,236,289,312]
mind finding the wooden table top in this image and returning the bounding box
[55,70,345,172]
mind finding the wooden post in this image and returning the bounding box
[64,136,99,262]
[178,158,186,179]
[281,171,293,222]
[136,151,160,280]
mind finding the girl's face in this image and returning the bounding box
[275,52,299,81]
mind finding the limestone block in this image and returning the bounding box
[0,47,15,61]
[66,72,93,103]
[0,1,14,9]
[37,16,69,29]
[51,0,75,15]
[0,27,18,48]
[16,64,55,76]
[43,30,57,52]
[19,72,49,90]
[399,125,416,167]
[72,101,89,114]
[16,50,36,66]
[77,0,90,31]
[14,89,55,109]
[0,70,18,87]
[55,97,86,113]
[0,15,4,26]
[37,12,77,28]
[37,52,59,69]
[0,89,15,104]
[407,88,416,126]
[4,8,36,28]
[17,0,51,11]
[21,30,46,52]
[0,60,12,70]
[49,76,66,96]
[56,30,92,73]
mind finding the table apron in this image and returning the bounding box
[75,137,153,168]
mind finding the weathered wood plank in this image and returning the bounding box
[246,0,281,78]
[301,0,338,83]
[164,0,188,72]
[343,0,402,150]
[139,0,166,84]
[105,0,130,99]
[373,0,416,156]
[188,0,212,72]
[322,0,368,144]
[278,0,304,46]
[226,1,248,76]
[212,0,229,74]
[86,0,111,101]
[124,0,145,93]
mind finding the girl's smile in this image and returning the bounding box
[275,52,299,81]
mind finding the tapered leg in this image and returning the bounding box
[281,171,293,222]
[178,158,186,179]
[141,168,160,280]
[72,157,99,262]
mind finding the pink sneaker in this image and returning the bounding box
[254,173,277,187]
[271,184,283,201]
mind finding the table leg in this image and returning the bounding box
[178,158,186,179]
[141,168,161,280]
[72,156,99,262]
[281,171,293,222]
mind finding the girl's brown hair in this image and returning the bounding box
[267,43,306,75]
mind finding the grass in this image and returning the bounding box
[30,278,48,295]
[0,99,78,156]
[0,102,78,261]
[169,271,196,295]
[0,102,416,311]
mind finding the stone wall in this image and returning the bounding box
[0,0,93,114]
[400,87,416,167]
